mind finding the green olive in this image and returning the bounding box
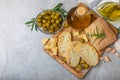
[53,23,58,28]
[47,20,51,23]
[42,24,46,27]
[55,20,60,24]
[37,19,41,23]
[59,17,62,21]
[82,64,89,69]
[75,64,83,72]
[64,23,69,28]
[50,25,54,30]
[54,27,59,31]
[79,38,85,43]
[38,14,43,19]
[43,27,47,31]
[56,12,60,16]
[46,22,50,28]
[77,64,83,69]
[49,29,53,33]
[52,11,56,15]
[44,11,49,15]
[46,16,51,20]
[51,19,54,23]
[42,19,46,24]
[51,14,54,19]
[80,59,86,64]
[38,23,42,27]
[54,15,59,20]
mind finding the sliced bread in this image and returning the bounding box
[74,42,99,66]
[67,41,81,68]
[58,32,72,59]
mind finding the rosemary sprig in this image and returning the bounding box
[87,26,106,44]
[87,26,106,38]
[53,3,67,18]
[25,18,39,31]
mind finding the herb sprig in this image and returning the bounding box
[87,26,106,38]
[53,3,67,18]
[25,18,38,31]
[25,3,67,31]
[87,26,106,43]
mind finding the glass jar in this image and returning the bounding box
[67,6,91,31]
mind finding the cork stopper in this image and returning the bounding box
[76,7,86,15]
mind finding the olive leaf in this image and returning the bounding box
[25,18,38,31]
[53,3,63,10]
[25,20,35,24]
[53,3,67,18]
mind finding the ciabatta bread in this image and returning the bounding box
[85,17,117,52]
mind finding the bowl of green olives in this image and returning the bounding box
[36,10,64,34]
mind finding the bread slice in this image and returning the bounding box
[67,41,81,68]
[85,17,117,52]
[58,31,72,59]
[74,42,99,66]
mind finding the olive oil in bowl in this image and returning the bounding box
[97,2,120,21]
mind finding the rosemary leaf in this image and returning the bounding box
[53,3,63,10]
[31,22,35,31]
[88,26,106,38]
[25,20,35,24]
[31,18,36,20]
[59,8,67,13]
[35,23,38,31]
[58,8,67,17]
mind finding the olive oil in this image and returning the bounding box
[67,6,91,31]
[97,2,120,21]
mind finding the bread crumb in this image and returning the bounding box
[104,56,111,62]
[110,47,116,54]
[114,53,120,57]
[100,57,104,60]
[105,47,112,53]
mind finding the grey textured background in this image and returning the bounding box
[0,0,120,80]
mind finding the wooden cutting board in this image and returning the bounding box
[43,3,118,79]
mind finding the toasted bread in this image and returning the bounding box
[85,17,117,51]
[74,41,99,66]
[58,31,72,59]
[67,41,81,67]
